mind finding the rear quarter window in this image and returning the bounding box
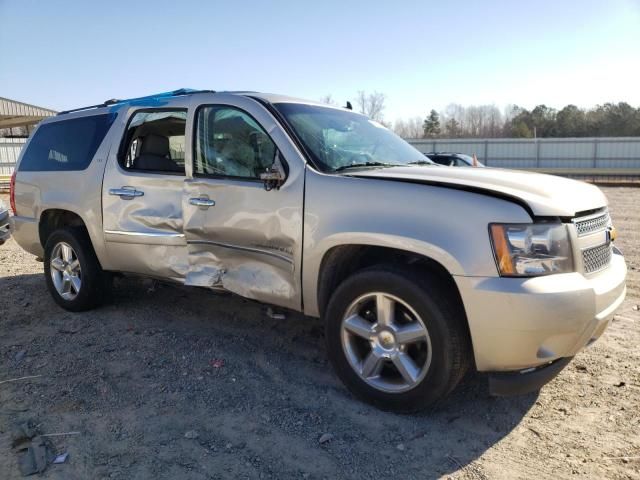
[18,113,115,172]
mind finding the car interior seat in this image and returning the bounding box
[133,134,183,172]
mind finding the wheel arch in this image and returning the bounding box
[316,244,463,317]
[315,243,476,372]
[38,208,106,268]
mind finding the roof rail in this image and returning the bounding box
[57,88,215,115]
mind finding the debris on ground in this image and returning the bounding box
[10,421,58,476]
[318,433,334,444]
[10,421,39,448]
[16,436,56,476]
[0,375,43,386]
[184,430,199,439]
[266,307,286,320]
[14,349,27,363]
[53,452,69,464]
[209,358,225,368]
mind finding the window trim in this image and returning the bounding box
[191,104,288,183]
[117,107,188,177]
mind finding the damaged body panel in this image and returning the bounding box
[96,93,306,307]
[182,176,303,308]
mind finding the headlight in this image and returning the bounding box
[489,223,574,276]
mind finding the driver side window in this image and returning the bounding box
[194,106,276,179]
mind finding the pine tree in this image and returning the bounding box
[423,110,441,138]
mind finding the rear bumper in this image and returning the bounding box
[9,215,42,256]
[455,251,627,372]
[488,357,573,396]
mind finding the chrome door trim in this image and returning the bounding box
[187,239,294,265]
[104,229,186,246]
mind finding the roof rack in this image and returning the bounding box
[57,88,215,115]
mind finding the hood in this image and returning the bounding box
[350,166,607,218]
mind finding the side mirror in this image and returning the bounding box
[260,151,286,191]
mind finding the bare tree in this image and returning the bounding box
[319,94,337,106]
[356,91,386,122]
[394,116,428,138]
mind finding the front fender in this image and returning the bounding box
[301,169,532,317]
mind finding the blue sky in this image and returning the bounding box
[1,0,639,122]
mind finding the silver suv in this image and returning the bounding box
[10,89,627,411]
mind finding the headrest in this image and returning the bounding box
[140,134,169,157]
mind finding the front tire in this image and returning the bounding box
[325,266,471,412]
[44,227,110,312]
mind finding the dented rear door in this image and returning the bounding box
[101,105,189,281]
[182,95,305,310]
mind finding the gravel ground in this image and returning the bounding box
[0,187,639,480]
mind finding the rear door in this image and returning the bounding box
[182,95,305,310]
[101,107,189,281]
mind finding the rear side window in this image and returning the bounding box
[19,113,115,172]
[120,110,186,174]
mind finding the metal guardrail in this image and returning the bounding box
[407,137,640,175]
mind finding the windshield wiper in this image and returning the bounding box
[333,162,397,172]
[407,160,434,166]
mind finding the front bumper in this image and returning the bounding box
[455,251,627,372]
[488,357,573,396]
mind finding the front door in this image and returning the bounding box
[182,98,305,310]
[102,108,189,281]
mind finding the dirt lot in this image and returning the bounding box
[0,187,639,480]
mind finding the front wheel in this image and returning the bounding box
[325,266,471,412]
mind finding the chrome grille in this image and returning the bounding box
[582,243,612,274]
[573,211,609,236]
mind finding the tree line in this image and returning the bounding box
[415,102,640,139]
[320,92,640,139]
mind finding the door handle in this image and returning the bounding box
[189,197,216,208]
[109,187,144,199]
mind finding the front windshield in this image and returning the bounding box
[274,103,431,173]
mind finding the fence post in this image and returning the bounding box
[484,140,489,166]
[592,138,598,169]
[432,140,436,153]
[535,138,540,168]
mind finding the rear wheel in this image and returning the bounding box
[325,266,470,412]
[44,227,110,311]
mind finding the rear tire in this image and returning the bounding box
[44,227,110,312]
[324,265,470,412]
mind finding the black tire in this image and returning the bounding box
[43,227,111,312]
[324,265,471,412]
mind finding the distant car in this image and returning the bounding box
[425,152,484,167]
[0,200,10,245]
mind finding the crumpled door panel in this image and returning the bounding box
[182,177,303,310]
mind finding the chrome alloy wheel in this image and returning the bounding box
[50,242,82,301]
[340,292,432,393]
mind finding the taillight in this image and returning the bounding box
[9,171,17,214]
